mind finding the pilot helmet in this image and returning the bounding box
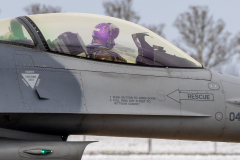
[92,23,119,48]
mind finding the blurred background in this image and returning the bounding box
[2,0,240,159]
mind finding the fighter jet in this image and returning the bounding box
[0,13,239,159]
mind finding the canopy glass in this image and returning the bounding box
[27,13,202,68]
[0,18,34,45]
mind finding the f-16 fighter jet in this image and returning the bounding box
[0,13,239,159]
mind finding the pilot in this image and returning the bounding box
[87,23,127,63]
[3,19,26,41]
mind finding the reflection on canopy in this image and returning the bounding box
[132,33,196,67]
[27,13,202,68]
[0,18,34,45]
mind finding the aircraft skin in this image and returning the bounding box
[0,14,239,159]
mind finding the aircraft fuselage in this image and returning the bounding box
[0,44,239,142]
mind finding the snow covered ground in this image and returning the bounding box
[81,155,240,160]
[68,135,240,160]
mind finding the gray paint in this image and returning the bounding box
[0,13,240,159]
[0,43,236,143]
[0,128,62,141]
[0,138,93,160]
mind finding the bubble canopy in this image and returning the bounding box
[27,13,202,68]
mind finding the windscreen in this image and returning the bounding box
[0,18,34,45]
[27,13,202,68]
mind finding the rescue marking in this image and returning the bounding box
[110,96,156,105]
[22,78,29,87]
[36,79,41,87]
[21,73,39,89]
[166,90,214,103]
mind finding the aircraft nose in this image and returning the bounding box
[221,78,240,105]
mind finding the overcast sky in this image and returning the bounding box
[0,0,239,42]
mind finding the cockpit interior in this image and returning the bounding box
[0,13,202,68]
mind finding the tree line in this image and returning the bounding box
[16,1,240,72]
